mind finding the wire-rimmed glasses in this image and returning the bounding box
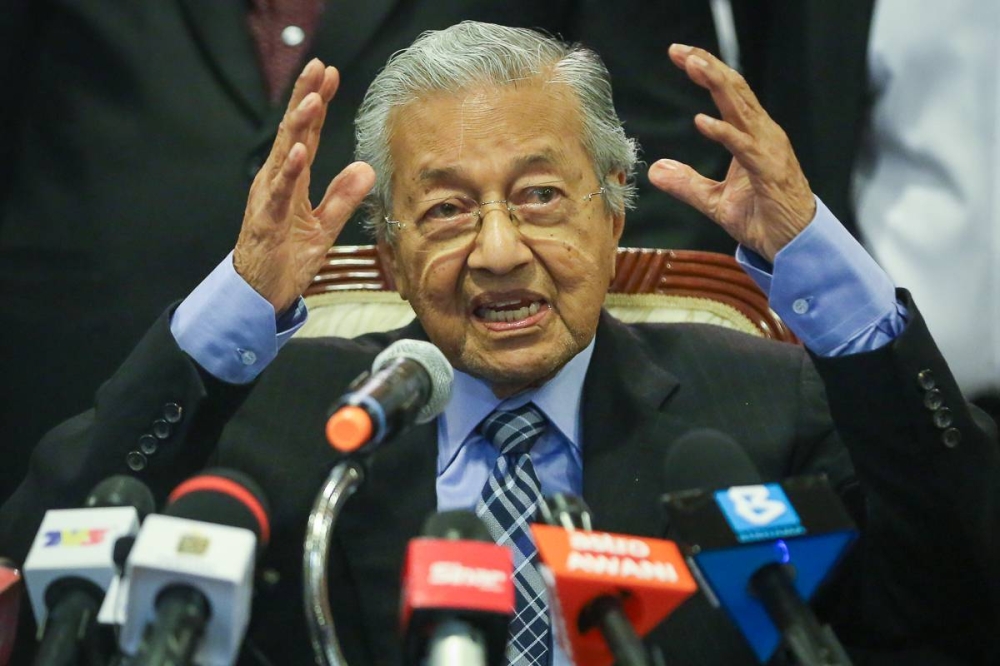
[384,183,605,241]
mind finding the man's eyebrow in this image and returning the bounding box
[416,166,462,185]
[415,151,567,185]
[511,151,564,171]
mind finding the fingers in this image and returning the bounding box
[668,44,788,179]
[305,66,340,163]
[265,142,309,223]
[271,59,324,161]
[268,62,339,180]
[285,58,325,112]
[315,161,377,238]
[668,44,766,135]
[317,64,340,103]
[692,114,766,177]
[646,158,721,220]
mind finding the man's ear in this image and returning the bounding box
[377,235,410,301]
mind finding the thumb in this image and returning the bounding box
[647,159,719,221]
[314,161,377,240]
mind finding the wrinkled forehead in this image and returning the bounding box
[385,80,592,193]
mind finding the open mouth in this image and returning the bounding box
[472,296,550,329]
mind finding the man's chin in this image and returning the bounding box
[458,351,567,399]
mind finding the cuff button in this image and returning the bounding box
[923,388,944,411]
[163,402,183,423]
[917,369,936,390]
[932,407,953,429]
[126,451,148,471]
[152,419,172,440]
[138,434,158,455]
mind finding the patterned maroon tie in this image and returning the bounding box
[246,0,325,104]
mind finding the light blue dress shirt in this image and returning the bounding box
[170,197,907,665]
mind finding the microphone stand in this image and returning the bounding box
[302,460,366,666]
[750,563,853,666]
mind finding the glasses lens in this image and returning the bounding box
[420,196,479,239]
[511,185,567,226]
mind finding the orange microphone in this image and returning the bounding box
[326,340,453,453]
[532,494,697,666]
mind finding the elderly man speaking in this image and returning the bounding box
[2,21,997,666]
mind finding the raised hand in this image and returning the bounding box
[234,59,376,314]
[648,45,815,263]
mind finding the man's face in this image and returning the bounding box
[382,80,625,397]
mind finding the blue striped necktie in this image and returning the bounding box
[475,403,550,666]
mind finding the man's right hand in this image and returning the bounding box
[233,58,376,315]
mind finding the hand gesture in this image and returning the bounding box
[234,59,376,314]
[648,45,815,263]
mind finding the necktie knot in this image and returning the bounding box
[478,403,547,456]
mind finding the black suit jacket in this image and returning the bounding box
[0,0,733,502]
[2,294,996,664]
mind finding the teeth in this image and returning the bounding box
[479,301,543,322]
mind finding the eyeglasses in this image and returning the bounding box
[384,183,606,241]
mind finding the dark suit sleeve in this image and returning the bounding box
[810,290,1000,661]
[0,308,254,565]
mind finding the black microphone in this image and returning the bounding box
[326,339,453,453]
[661,429,856,665]
[22,475,155,666]
[118,468,271,666]
[400,511,513,666]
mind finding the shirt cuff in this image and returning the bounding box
[736,197,907,356]
[170,252,308,383]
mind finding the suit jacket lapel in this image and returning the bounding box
[176,0,269,122]
[582,312,681,538]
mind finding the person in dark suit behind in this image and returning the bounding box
[0,1,735,505]
[2,21,997,665]
[733,0,1000,431]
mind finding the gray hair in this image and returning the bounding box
[354,21,639,241]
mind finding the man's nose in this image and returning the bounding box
[466,204,532,274]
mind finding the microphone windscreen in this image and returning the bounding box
[421,510,491,542]
[373,339,453,423]
[166,468,271,546]
[662,428,763,493]
[84,476,156,521]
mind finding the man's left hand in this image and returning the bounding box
[648,45,815,263]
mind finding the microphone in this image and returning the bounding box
[0,559,22,666]
[660,429,857,665]
[325,339,453,453]
[118,469,270,666]
[400,511,513,666]
[22,475,155,666]
[531,494,698,666]
[304,342,452,666]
